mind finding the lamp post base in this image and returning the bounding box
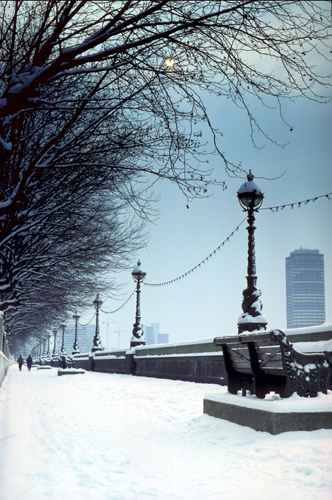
[130,339,145,348]
[237,321,268,334]
[238,287,267,334]
[91,346,102,353]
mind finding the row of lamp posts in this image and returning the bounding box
[32,310,81,364]
[88,262,147,352]
[32,171,266,360]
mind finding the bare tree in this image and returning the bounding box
[0,1,331,345]
[3,182,145,349]
[1,2,330,214]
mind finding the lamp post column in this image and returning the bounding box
[247,208,257,292]
[92,295,103,352]
[72,312,80,355]
[133,279,142,336]
[39,342,42,365]
[237,171,268,334]
[51,328,57,367]
[60,324,66,355]
[40,338,46,365]
[46,334,51,357]
[52,328,57,356]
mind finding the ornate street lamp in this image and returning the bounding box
[130,260,146,347]
[72,311,80,355]
[38,341,42,364]
[52,328,58,356]
[32,343,38,360]
[51,328,58,367]
[60,324,67,355]
[46,333,51,357]
[39,337,47,365]
[42,337,47,357]
[92,294,103,352]
[237,170,268,334]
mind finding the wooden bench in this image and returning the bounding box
[214,329,331,399]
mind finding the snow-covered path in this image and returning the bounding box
[0,365,331,500]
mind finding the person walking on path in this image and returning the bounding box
[26,354,33,371]
[17,355,24,371]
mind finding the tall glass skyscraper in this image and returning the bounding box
[286,249,325,328]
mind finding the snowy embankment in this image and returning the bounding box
[0,365,331,500]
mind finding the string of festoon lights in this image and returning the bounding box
[101,290,136,314]
[79,190,331,314]
[78,313,95,326]
[261,192,332,212]
[77,293,136,322]
[53,326,75,338]
[143,217,247,287]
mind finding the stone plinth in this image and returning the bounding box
[203,391,332,435]
[57,368,86,376]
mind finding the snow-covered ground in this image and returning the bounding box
[0,365,331,500]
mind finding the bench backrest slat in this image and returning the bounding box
[256,357,283,367]
[255,346,282,369]
[227,347,250,362]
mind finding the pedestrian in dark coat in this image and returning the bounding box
[26,354,33,371]
[17,355,24,371]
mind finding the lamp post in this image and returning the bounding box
[40,337,47,365]
[237,170,267,334]
[46,333,51,357]
[60,324,67,355]
[51,328,57,367]
[72,311,80,355]
[92,294,103,352]
[52,328,57,356]
[38,341,42,364]
[32,344,38,360]
[130,260,146,347]
[42,337,47,357]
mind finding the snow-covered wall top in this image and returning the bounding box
[283,323,332,336]
[72,325,332,359]
[133,324,332,357]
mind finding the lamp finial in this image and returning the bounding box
[247,170,254,182]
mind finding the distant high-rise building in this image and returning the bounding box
[144,323,169,345]
[286,249,325,328]
[145,326,155,345]
[157,333,169,344]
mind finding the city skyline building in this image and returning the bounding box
[144,323,169,345]
[286,248,325,328]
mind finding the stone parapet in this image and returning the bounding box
[66,326,332,387]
